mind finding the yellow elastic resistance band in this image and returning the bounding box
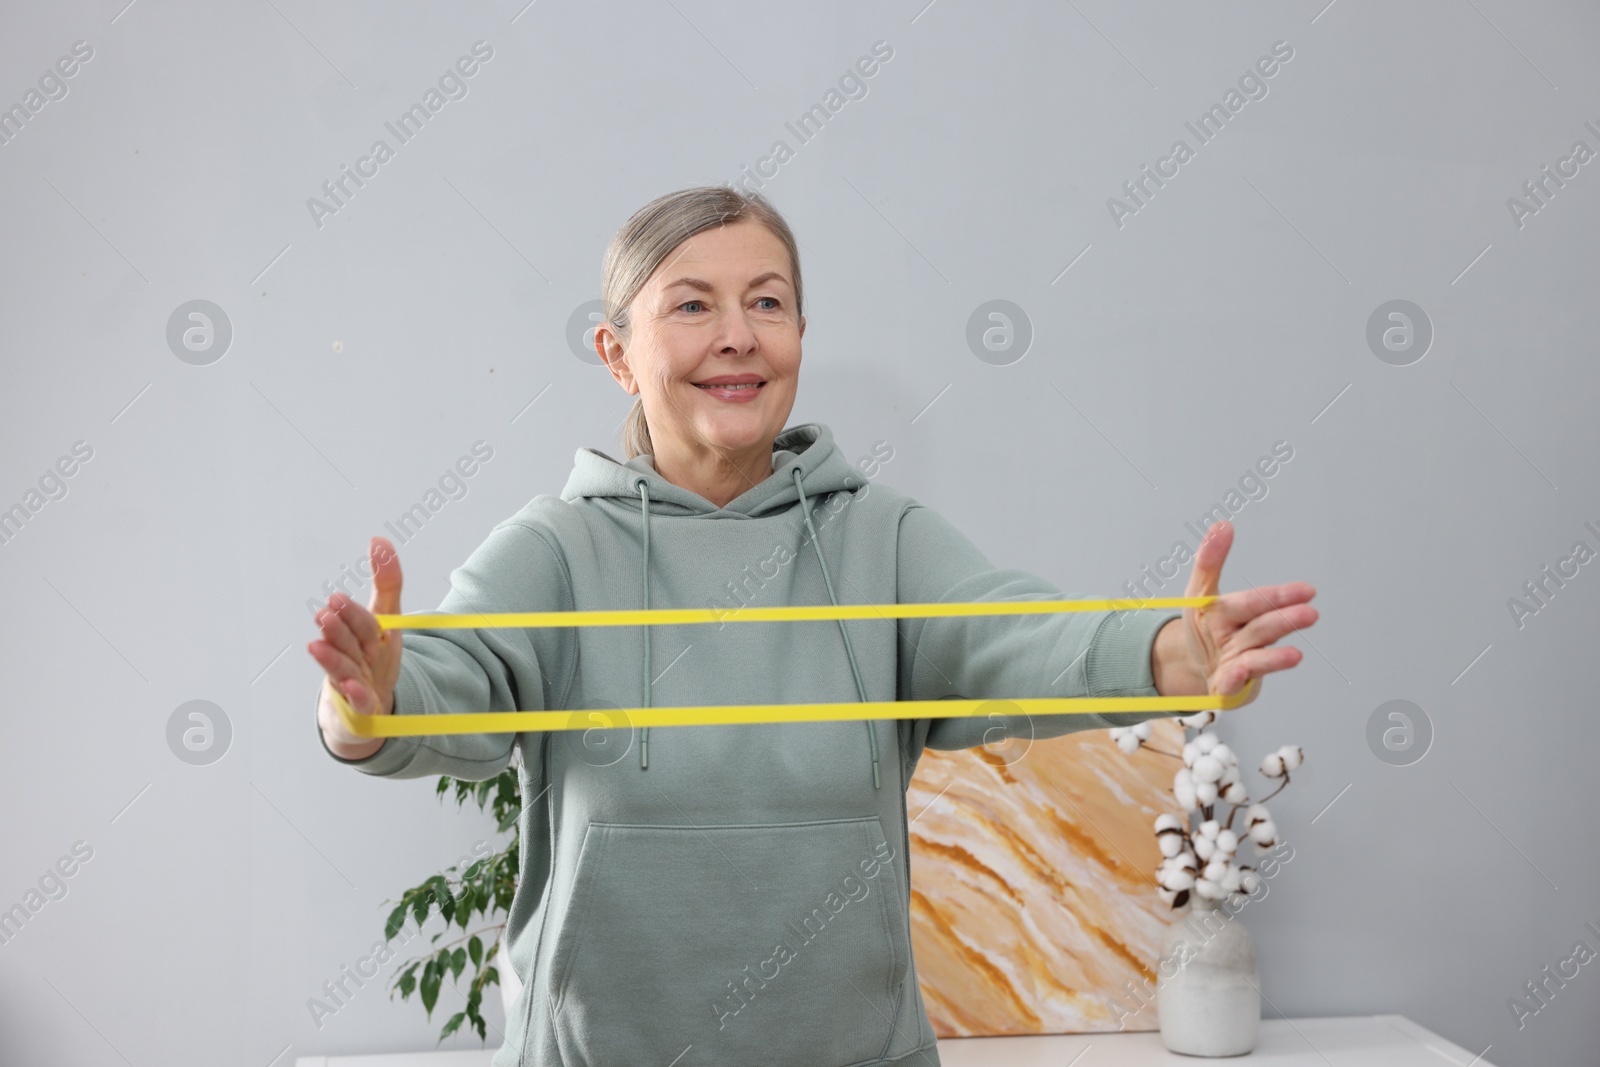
[330,596,1255,738]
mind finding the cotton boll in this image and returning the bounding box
[1216,830,1239,855]
[1246,804,1271,828]
[1179,710,1215,729]
[1172,849,1197,874]
[1195,780,1219,806]
[1195,877,1225,901]
[1221,762,1242,785]
[1173,769,1198,810]
[1192,755,1225,783]
[1133,721,1153,741]
[1155,813,1183,834]
[1238,868,1261,894]
[1182,741,1199,767]
[1210,743,1235,767]
[1115,732,1141,755]
[1199,820,1220,839]
[1221,865,1243,892]
[1260,752,1286,778]
[1249,820,1278,848]
[1203,860,1229,882]
[1195,732,1220,754]
[1278,745,1304,771]
[1221,781,1249,804]
[1193,835,1215,861]
[1158,886,1178,906]
[1155,825,1186,857]
[1158,863,1196,892]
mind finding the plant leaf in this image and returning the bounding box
[385,902,409,941]
[426,876,455,925]
[420,960,441,1017]
[468,935,483,969]
[439,1010,465,1040]
[451,946,466,979]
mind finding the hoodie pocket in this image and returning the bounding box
[548,816,910,1067]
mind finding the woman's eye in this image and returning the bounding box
[679,300,704,313]
[755,297,780,310]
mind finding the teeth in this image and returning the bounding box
[697,383,760,389]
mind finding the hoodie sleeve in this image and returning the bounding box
[315,520,575,780]
[894,503,1186,752]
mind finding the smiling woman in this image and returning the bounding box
[592,189,807,510]
[308,183,1317,1067]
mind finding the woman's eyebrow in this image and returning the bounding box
[662,271,792,293]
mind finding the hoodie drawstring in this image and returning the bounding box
[792,467,880,790]
[632,468,880,790]
[638,479,653,771]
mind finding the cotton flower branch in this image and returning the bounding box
[1108,712,1304,910]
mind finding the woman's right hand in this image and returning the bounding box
[310,536,405,760]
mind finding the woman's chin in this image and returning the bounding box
[697,415,777,453]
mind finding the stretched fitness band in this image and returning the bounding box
[329,595,1256,738]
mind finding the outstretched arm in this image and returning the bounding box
[895,502,1183,751]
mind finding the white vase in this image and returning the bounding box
[1156,897,1260,1056]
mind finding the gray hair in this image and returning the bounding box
[601,185,804,459]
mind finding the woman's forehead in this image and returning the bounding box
[656,224,789,279]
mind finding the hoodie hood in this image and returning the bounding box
[559,422,863,518]
[557,421,880,786]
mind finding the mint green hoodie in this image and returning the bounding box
[319,422,1180,1067]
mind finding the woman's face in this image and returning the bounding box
[598,218,804,461]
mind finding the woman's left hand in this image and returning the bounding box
[1177,520,1318,705]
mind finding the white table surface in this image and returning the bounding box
[294,1014,1499,1066]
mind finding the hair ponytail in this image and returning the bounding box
[622,397,653,461]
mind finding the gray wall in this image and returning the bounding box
[1,1,1596,1064]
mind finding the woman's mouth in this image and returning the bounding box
[692,381,765,403]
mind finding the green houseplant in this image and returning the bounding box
[380,767,522,1044]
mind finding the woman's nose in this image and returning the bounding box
[716,309,759,352]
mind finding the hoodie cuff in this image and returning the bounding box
[1085,607,1184,728]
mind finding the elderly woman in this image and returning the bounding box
[309,185,1316,1067]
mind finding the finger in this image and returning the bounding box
[370,537,403,618]
[321,677,374,726]
[328,591,383,663]
[1215,646,1303,693]
[1227,603,1319,653]
[307,638,369,693]
[1183,521,1233,601]
[338,676,374,715]
[315,604,367,668]
[1209,581,1317,628]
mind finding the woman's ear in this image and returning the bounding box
[798,314,806,340]
[594,322,638,394]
